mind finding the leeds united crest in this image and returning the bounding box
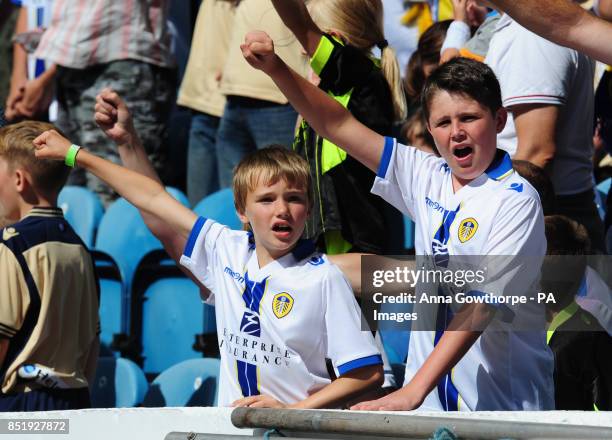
[272,292,294,319]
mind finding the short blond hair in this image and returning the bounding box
[0,121,70,196]
[232,146,313,214]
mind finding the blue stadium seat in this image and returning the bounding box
[598,177,612,197]
[127,250,217,374]
[403,215,415,250]
[91,357,148,408]
[143,358,220,407]
[380,330,411,365]
[193,188,242,230]
[94,187,189,290]
[92,251,124,351]
[378,298,412,365]
[58,186,104,248]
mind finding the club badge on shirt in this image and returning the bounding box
[273,292,294,319]
[458,218,479,243]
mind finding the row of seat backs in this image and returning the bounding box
[59,186,242,288]
[91,357,220,408]
[69,187,238,374]
[94,248,218,375]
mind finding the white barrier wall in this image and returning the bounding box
[1,408,611,440]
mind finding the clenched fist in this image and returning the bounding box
[241,31,282,74]
[33,130,73,162]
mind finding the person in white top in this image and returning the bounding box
[485,12,605,252]
[488,0,612,65]
[32,130,384,409]
[241,33,554,411]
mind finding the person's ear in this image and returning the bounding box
[426,120,433,136]
[14,168,29,194]
[495,107,508,133]
[237,208,249,225]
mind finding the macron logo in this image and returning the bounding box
[508,183,524,193]
[425,197,446,213]
[224,267,245,284]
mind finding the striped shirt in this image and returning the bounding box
[34,0,174,69]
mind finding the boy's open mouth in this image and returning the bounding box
[453,146,473,158]
[272,224,292,233]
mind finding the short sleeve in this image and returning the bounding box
[483,194,545,257]
[179,217,226,292]
[0,244,29,339]
[497,24,573,108]
[323,266,382,376]
[371,137,441,219]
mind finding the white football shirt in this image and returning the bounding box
[180,218,382,407]
[371,137,555,410]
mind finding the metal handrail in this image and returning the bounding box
[231,408,612,439]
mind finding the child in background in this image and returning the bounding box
[242,33,553,410]
[440,0,498,64]
[543,215,612,410]
[404,19,451,114]
[0,121,99,411]
[33,128,384,409]
[402,108,438,155]
[270,0,406,255]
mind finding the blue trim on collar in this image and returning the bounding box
[377,137,395,178]
[247,231,256,250]
[184,216,207,258]
[576,274,588,298]
[485,150,513,181]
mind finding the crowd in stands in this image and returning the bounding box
[0,0,611,414]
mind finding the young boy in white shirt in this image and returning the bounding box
[240,33,553,411]
[32,132,383,409]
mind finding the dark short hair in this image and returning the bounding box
[544,215,591,256]
[542,215,590,309]
[421,57,502,121]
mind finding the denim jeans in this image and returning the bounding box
[216,96,298,188]
[187,111,221,206]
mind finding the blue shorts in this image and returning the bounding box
[0,387,91,411]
